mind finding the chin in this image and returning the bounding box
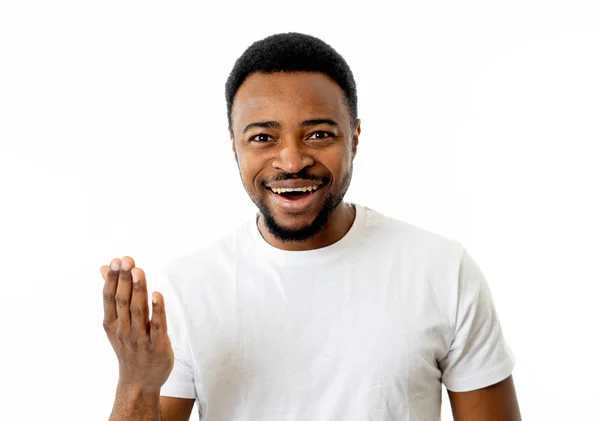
[260,202,333,243]
[269,207,320,229]
[272,208,317,223]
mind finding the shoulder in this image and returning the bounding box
[361,206,469,316]
[159,217,255,295]
[361,205,465,266]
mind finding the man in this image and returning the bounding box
[100,32,521,421]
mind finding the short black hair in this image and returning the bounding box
[225,32,358,131]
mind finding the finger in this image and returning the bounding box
[129,267,149,341]
[115,256,135,336]
[150,292,168,343]
[102,258,121,326]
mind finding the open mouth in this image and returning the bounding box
[268,184,321,201]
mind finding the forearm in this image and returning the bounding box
[109,384,161,421]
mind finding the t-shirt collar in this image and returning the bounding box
[248,203,366,265]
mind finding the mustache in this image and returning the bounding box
[263,170,330,185]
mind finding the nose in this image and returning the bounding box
[272,139,315,174]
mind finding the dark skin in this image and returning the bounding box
[448,376,522,421]
[100,256,190,421]
[230,71,359,251]
[100,71,521,420]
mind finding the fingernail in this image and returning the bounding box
[152,293,158,304]
[121,259,131,271]
[110,260,120,271]
[132,271,139,283]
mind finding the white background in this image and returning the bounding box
[1,1,599,420]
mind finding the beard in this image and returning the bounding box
[248,165,353,243]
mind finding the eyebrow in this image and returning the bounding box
[242,121,281,134]
[242,118,339,134]
[300,118,339,128]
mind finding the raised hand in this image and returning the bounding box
[100,256,174,395]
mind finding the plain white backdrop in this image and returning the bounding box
[1,1,599,419]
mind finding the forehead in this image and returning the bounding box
[231,72,348,130]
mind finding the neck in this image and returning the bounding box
[257,202,356,251]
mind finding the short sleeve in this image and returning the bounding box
[439,248,515,392]
[157,268,197,399]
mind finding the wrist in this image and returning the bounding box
[116,381,161,401]
[111,382,161,420]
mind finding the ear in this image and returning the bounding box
[230,130,238,162]
[351,119,361,158]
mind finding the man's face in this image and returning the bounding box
[230,71,359,242]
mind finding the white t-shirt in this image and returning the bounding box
[158,204,515,421]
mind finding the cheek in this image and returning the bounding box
[237,152,265,187]
[326,150,353,180]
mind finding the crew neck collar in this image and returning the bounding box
[248,203,366,264]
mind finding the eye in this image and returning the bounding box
[249,134,273,143]
[307,131,333,140]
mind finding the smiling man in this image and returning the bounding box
[101,32,521,421]
[232,69,358,250]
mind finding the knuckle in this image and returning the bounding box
[130,305,143,318]
[102,320,114,333]
[103,292,115,304]
[115,328,131,342]
[115,329,125,341]
[115,295,129,308]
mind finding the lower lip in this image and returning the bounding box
[267,187,324,212]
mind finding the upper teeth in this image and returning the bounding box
[271,185,319,194]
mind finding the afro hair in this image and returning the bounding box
[225,32,358,131]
